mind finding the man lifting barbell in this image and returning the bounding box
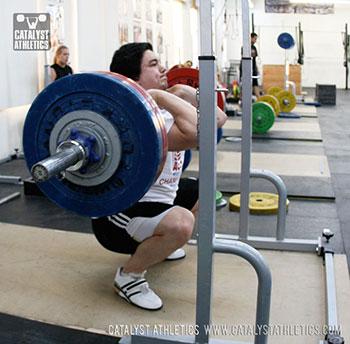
[91,43,227,311]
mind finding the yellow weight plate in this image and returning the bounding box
[229,192,290,215]
[233,84,241,99]
[267,87,283,96]
[233,84,237,98]
[257,95,280,116]
[275,90,296,113]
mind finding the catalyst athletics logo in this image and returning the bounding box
[13,13,50,50]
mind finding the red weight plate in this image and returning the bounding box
[166,67,225,110]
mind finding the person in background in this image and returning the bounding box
[239,32,260,100]
[50,45,74,82]
[250,32,260,99]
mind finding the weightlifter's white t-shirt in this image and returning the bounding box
[139,109,184,205]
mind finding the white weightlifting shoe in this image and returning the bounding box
[114,267,162,311]
[165,248,186,261]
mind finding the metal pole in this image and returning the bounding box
[285,50,289,91]
[345,23,348,90]
[195,1,217,343]
[239,0,252,240]
[214,239,271,344]
[325,253,338,329]
[250,169,287,241]
[0,192,21,206]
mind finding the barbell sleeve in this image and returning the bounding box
[31,141,85,183]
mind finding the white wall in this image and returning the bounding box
[213,0,350,88]
[3,0,349,159]
[75,0,112,72]
[0,106,29,160]
[2,0,350,110]
[0,0,39,110]
[249,0,350,88]
[0,0,198,160]
[0,0,198,110]
[73,0,197,72]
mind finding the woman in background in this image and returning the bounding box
[50,45,74,82]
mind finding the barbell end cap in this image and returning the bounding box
[31,164,50,183]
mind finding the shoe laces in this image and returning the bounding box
[127,270,146,279]
[139,281,153,295]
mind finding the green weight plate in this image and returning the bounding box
[276,90,296,113]
[216,190,222,204]
[257,95,280,116]
[216,190,227,209]
[252,102,275,133]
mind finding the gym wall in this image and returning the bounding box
[0,0,198,160]
[250,0,350,88]
[1,0,350,159]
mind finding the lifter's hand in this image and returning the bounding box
[147,89,198,151]
[166,84,227,129]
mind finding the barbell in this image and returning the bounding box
[252,87,297,133]
[23,72,168,217]
[266,87,296,113]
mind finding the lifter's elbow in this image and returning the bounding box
[217,112,227,129]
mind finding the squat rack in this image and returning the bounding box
[121,0,272,343]
[120,0,344,343]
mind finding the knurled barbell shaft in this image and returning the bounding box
[31,142,85,183]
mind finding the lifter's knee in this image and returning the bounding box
[157,207,195,246]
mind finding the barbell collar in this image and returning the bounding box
[31,140,85,183]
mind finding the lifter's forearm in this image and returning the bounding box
[148,89,198,151]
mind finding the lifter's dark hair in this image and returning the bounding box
[251,32,258,38]
[109,42,153,80]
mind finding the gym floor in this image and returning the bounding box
[0,87,349,343]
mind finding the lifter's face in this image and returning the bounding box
[137,50,167,90]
